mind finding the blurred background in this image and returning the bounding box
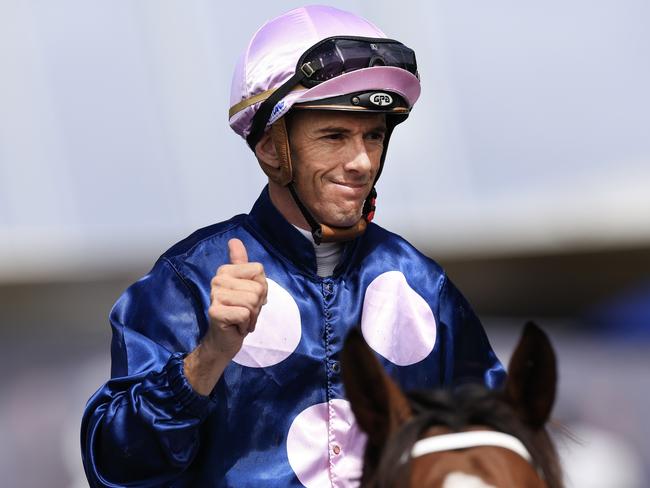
[1,1,649,486]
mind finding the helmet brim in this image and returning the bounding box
[230,66,420,139]
[292,66,420,111]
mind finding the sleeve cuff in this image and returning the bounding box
[165,352,218,419]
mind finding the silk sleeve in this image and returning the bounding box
[437,275,506,389]
[80,258,215,487]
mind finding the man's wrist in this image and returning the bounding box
[183,341,232,396]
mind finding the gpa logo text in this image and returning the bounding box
[369,93,393,107]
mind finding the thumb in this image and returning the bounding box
[228,238,249,265]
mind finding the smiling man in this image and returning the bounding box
[263,111,386,232]
[81,5,505,487]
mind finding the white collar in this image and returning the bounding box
[293,226,342,277]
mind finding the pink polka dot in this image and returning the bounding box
[361,271,436,366]
[232,278,301,368]
[287,399,366,487]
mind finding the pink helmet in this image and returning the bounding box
[228,5,421,146]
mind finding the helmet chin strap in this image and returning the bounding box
[265,117,380,245]
[287,181,374,245]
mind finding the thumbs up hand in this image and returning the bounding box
[204,238,268,360]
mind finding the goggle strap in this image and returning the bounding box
[300,59,324,77]
[247,59,325,150]
[247,71,302,149]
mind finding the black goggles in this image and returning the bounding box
[297,36,419,86]
[246,36,418,149]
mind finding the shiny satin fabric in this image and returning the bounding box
[81,187,505,487]
[229,6,386,139]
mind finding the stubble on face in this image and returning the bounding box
[287,110,387,228]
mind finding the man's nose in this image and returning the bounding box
[344,137,373,173]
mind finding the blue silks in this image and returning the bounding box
[81,187,504,487]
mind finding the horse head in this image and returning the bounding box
[341,322,563,488]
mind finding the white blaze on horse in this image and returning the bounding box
[341,322,564,488]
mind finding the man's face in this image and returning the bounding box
[288,110,387,228]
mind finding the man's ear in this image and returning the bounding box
[255,130,281,169]
[255,121,293,186]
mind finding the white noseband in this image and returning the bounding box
[411,431,532,463]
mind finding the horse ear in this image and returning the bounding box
[504,322,557,429]
[341,328,412,448]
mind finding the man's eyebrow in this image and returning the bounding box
[315,126,353,134]
[315,124,388,134]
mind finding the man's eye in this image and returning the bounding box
[325,133,343,140]
[367,132,385,141]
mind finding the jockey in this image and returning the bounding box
[81,6,505,487]
[228,4,420,246]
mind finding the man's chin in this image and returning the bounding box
[321,213,363,229]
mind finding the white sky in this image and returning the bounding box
[1,0,649,281]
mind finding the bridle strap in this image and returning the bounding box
[411,431,532,463]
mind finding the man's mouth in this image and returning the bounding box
[331,181,370,198]
[331,180,369,189]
